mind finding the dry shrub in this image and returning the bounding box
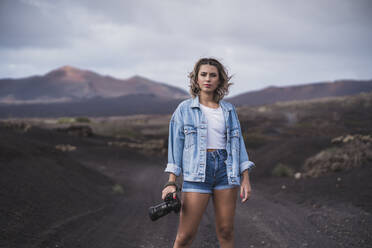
[303,134,372,177]
[272,163,294,177]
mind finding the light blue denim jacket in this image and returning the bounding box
[164,96,255,185]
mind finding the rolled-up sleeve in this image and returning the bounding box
[164,110,184,176]
[233,106,255,174]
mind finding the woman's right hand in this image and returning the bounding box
[162,185,177,200]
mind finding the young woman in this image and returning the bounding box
[162,57,255,248]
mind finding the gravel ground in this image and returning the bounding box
[1,126,371,247]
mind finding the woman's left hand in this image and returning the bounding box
[240,171,251,203]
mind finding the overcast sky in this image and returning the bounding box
[1,0,371,97]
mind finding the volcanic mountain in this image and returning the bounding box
[0,66,371,117]
[0,66,188,104]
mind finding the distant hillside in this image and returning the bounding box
[227,79,372,106]
[0,66,188,104]
[0,94,184,118]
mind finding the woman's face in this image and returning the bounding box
[197,64,220,94]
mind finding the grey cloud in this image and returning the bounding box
[1,0,72,48]
[0,0,371,96]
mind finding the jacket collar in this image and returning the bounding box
[191,95,233,112]
[191,95,200,108]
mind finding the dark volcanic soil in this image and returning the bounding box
[1,125,371,248]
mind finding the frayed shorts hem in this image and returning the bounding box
[182,188,212,194]
[214,185,238,190]
[182,184,238,194]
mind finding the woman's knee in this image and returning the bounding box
[175,232,195,246]
[216,225,234,241]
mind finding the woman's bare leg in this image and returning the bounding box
[213,187,238,248]
[173,192,211,248]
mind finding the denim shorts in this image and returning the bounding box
[182,149,237,194]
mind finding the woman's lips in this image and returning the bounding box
[203,83,211,88]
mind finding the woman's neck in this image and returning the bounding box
[199,92,219,108]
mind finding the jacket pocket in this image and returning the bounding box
[230,129,240,151]
[184,126,197,150]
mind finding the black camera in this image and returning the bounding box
[148,193,181,221]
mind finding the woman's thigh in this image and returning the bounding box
[177,192,211,235]
[212,187,238,230]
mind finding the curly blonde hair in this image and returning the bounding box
[189,57,233,102]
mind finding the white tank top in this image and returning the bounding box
[200,103,226,149]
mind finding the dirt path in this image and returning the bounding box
[36,143,372,248]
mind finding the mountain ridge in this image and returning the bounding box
[0,66,371,117]
[0,66,189,104]
[227,79,372,106]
